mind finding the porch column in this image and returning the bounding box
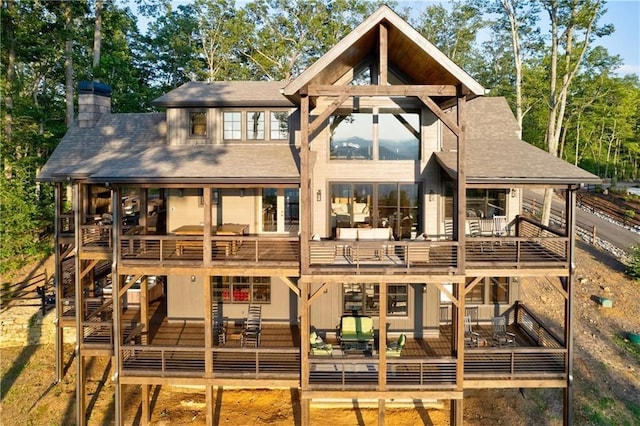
[141,384,151,425]
[203,187,212,267]
[54,182,63,383]
[300,94,310,272]
[378,282,388,426]
[453,279,465,425]
[456,91,467,271]
[563,187,577,425]
[300,278,310,425]
[73,182,86,426]
[111,186,123,426]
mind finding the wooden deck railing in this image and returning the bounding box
[464,348,566,379]
[119,235,300,265]
[307,356,457,389]
[514,301,565,348]
[120,346,300,379]
[309,240,458,272]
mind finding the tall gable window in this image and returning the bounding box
[247,111,265,140]
[270,112,288,139]
[223,111,241,140]
[190,111,207,136]
[329,111,419,160]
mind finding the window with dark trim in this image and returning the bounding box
[342,283,408,316]
[190,111,207,136]
[330,182,420,239]
[212,276,271,304]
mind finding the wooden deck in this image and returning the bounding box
[68,298,567,386]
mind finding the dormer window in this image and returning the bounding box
[270,112,288,139]
[247,111,265,140]
[190,111,207,136]
[223,111,242,140]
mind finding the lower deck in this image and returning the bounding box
[69,297,567,388]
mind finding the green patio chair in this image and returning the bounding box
[386,333,406,357]
[310,330,333,355]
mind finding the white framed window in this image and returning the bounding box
[223,111,242,140]
[247,111,265,140]
[270,111,289,139]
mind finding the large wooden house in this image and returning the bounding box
[38,6,600,425]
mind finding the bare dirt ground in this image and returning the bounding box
[2,243,639,425]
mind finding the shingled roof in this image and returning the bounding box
[37,110,300,184]
[436,97,600,185]
[38,87,597,186]
[153,81,292,108]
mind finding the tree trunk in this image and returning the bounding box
[3,0,16,178]
[64,3,74,127]
[92,0,103,73]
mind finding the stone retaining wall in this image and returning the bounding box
[1,303,75,348]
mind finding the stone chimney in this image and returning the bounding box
[77,81,111,128]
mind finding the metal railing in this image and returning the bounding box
[119,235,300,265]
[120,346,300,378]
[308,356,457,389]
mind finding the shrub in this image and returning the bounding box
[627,244,640,281]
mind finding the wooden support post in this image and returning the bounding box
[140,276,148,345]
[379,282,387,391]
[54,182,64,383]
[301,279,310,425]
[206,385,214,426]
[450,398,463,425]
[111,186,123,426]
[301,397,310,426]
[300,94,310,272]
[203,187,212,267]
[378,398,385,426]
[141,384,150,425]
[564,187,577,425]
[73,182,86,426]
[204,274,213,376]
[456,91,467,271]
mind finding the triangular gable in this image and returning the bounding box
[283,5,485,99]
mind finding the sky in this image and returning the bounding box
[127,0,639,76]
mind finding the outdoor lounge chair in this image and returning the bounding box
[492,316,516,347]
[386,333,406,357]
[468,219,485,252]
[338,315,374,353]
[464,315,480,348]
[309,330,333,355]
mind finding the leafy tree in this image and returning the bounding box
[413,1,485,72]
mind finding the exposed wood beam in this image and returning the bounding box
[393,114,419,139]
[307,85,457,97]
[308,93,349,136]
[282,276,301,297]
[307,282,328,306]
[549,278,569,299]
[418,95,460,136]
[433,282,459,307]
[301,390,463,400]
[379,24,388,85]
[79,259,99,280]
[119,274,142,298]
[463,276,484,296]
